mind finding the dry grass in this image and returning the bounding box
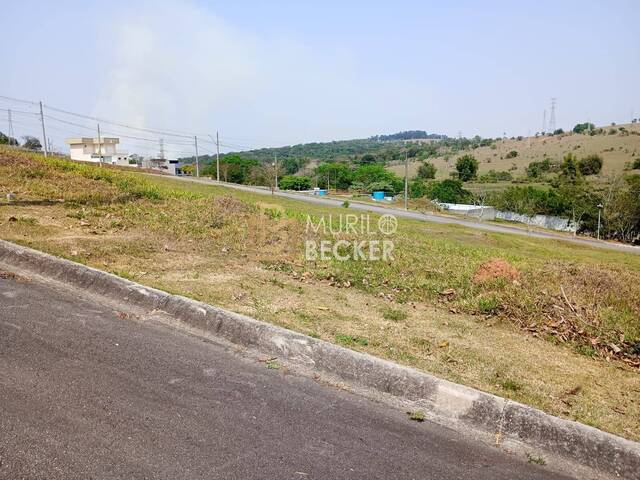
[388,122,640,180]
[1,145,640,441]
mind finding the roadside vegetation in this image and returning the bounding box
[1,145,639,441]
[167,123,640,244]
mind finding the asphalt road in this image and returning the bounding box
[160,174,640,255]
[0,273,573,480]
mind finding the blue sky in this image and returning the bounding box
[0,0,638,156]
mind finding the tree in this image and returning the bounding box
[526,158,557,178]
[22,136,42,151]
[249,165,278,193]
[409,179,428,198]
[209,155,259,184]
[573,122,595,134]
[315,162,353,190]
[279,156,308,175]
[559,153,582,183]
[417,161,437,180]
[426,179,472,203]
[358,153,377,165]
[279,175,312,191]
[455,154,478,181]
[352,164,398,187]
[0,131,19,146]
[578,154,603,176]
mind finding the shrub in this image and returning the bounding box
[505,150,518,159]
[278,175,312,191]
[22,136,42,151]
[367,181,396,194]
[573,122,595,134]
[559,153,582,182]
[427,179,472,203]
[490,186,565,216]
[632,158,640,170]
[455,154,478,181]
[417,161,436,179]
[526,158,558,178]
[409,179,428,198]
[578,154,603,176]
[0,131,19,146]
[478,170,513,183]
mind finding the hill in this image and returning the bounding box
[182,130,448,173]
[387,122,640,180]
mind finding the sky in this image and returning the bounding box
[0,0,638,157]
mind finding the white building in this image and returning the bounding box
[65,137,130,165]
[141,158,188,176]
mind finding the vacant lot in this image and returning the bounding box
[1,146,639,441]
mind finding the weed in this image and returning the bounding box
[575,344,596,357]
[478,294,501,314]
[335,334,369,346]
[526,453,546,465]
[269,277,285,289]
[498,378,523,392]
[381,306,408,322]
[15,217,39,226]
[407,411,425,422]
[266,360,280,369]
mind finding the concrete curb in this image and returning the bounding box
[1,239,639,479]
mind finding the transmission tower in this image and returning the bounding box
[159,138,165,160]
[548,98,557,133]
[541,109,547,134]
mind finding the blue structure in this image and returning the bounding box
[372,191,385,201]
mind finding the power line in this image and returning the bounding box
[43,103,198,139]
[0,94,39,106]
[43,114,195,146]
[0,93,270,157]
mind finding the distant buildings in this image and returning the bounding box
[64,137,188,175]
[65,137,130,165]
[141,158,189,176]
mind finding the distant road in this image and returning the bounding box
[158,175,640,255]
[0,272,572,479]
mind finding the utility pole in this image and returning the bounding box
[97,123,103,167]
[404,152,409,210]
[159,138,165,159]
[194,136,200,178]
[216,131,220,181]
[597,203,603,240]
[7,109,14,138]
[274,153,278,190]
[39,101,48,157]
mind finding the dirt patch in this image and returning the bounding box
[473,258,520,284]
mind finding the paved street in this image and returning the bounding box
[161,174,640,255]
[0,272,572,479]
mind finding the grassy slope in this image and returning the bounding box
[1,146,639,441]
[387,122,640,180]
